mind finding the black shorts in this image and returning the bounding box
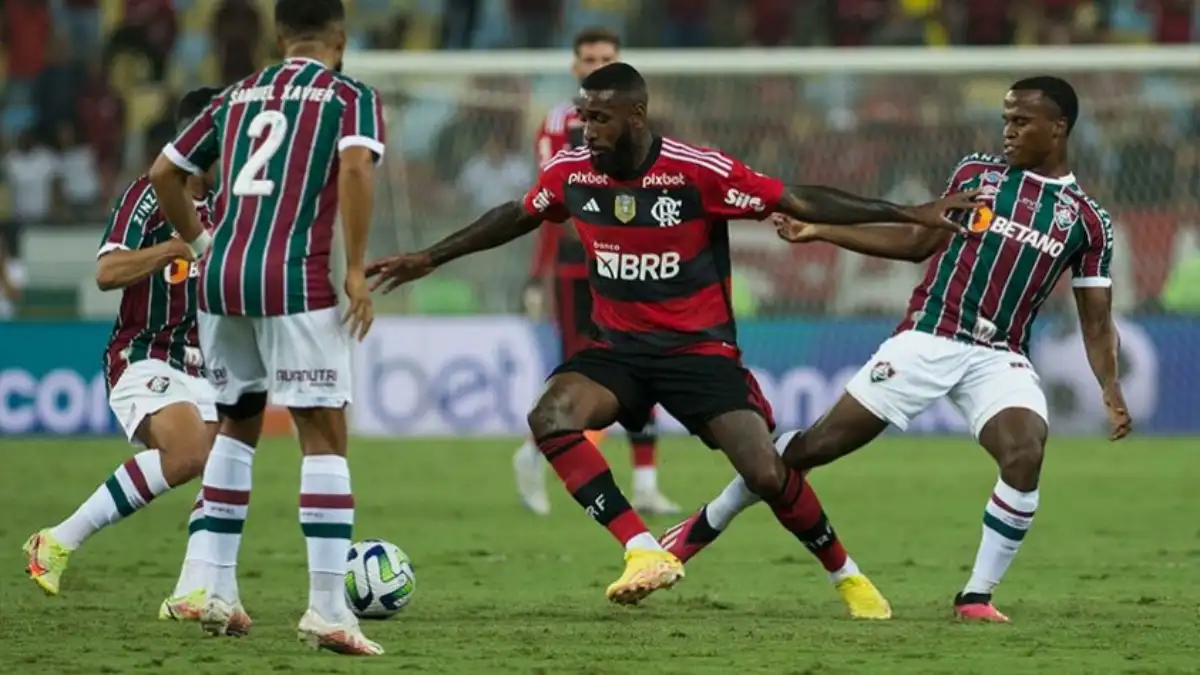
[552,348,775,449]
[553,277,595,359]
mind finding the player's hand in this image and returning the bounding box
[772,214,822,244]
[1103,385,1133,441]
[364,251,435,294]
[165,236,195,261]
[342,268,374,341]
[906,189,983,232]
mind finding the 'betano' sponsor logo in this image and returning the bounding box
[0,369,114,434]
[568,172,608,186]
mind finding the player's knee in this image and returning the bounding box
[154,429,210,483]
[527,392,573,438]
[217,391,267,421]
[990,433,1044,490]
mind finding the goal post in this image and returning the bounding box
[344,46,1200,436]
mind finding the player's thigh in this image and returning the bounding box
[109,360,211,450]
[257,307,352,410]
[843,330,968,432]
[198,312,268,405]
[652,354,775,449]
[531,349,650,435]
[949,347,1049,441]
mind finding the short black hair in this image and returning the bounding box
[275,0,345,38]
[580,62,646,99]
[176,86,221,126]
[573,27,620,55]
[1010,75,1079,134]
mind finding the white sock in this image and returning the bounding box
[632,467,657,494]
[202,435,255,603]
[624,532,664,552]
[704,429,799,531]
[51,450,172,549]
[516,438,540,463]
[300,454,355,620]
[829,556,861,584]
[963,478,1039,596]
[172,489,208,597]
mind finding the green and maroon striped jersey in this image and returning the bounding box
[896,153,1114,355]
[100,175,211,389]
[164,57,385,316]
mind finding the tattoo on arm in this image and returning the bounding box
[779,185,914,225]
[426,201,544,267]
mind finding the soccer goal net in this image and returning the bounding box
[345,46,1200,436]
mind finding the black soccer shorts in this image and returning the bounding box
[551,348,775,449]
[553,276,595,359]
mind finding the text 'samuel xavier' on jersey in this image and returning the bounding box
[165,57,385,317]
[530,100,587,279]
[897,152,1115,355]
[100,175,213,389]
[522,136,784,354]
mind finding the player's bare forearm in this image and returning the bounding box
[808,223,949,262]
[338,148,376,272]
[96,242,185,291]
[424,201,543,267]
[779,186,920,226]
[148,154,205,243]
[1073,286,1120,390]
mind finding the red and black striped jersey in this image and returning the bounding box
[531,100,587,279]
[100,175,212,389]
[522,136,785,354]
[165,57,385,317]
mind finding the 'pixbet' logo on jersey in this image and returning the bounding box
[531,188,554,212]
[723,189,765,212]
[642,173,685,188]
[595,249,681,281]
[568,172,608,186]
[975,212,1067,258]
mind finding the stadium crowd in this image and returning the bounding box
[0,0,1196,319]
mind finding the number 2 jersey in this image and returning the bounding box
[100,175,212,389]
[897,152,1115,355]
[523,136,784,354]
[164,57,385,317]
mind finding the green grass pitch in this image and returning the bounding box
[2,436,1198,674]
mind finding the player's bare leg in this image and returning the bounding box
[26,402,214,597]
[663,396,892,618]
[527,373,683,604]
[955,407,1047,623]
[291,405,382,656]
[627,412,680,516]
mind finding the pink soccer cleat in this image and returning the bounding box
[659,507,722,564]
[954,593,1010,622]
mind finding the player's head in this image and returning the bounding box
[1003,76,1078,169]
[176,86,221,128]
[571,27,620,82]
[274,0,347,70]
[577,62,649,176]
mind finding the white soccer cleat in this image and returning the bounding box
[513,444,550,516]
[632,489,682,516]
[199,596,252,637]
[297,609,384,656]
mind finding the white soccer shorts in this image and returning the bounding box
[108,358,219,444]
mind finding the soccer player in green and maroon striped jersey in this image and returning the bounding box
[667,76,1132,623]
[23,88,251,633]
[148,0,384,656]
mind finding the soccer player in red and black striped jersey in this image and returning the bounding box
[24,87,252,631]
[514,27,681,518]
[366,63,972,606]
[149,0,385,655]
[686,76,1132,622]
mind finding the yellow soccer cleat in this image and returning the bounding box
[159,589,207,621]
[605,549,684,606]
[834,574,892,620]
[23,529,71,596]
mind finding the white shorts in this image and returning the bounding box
[198,307,352,408]
[845,330,1048,439]
[109,358,218,444]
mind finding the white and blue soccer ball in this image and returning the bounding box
[344,539,416,619]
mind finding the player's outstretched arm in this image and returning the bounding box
[1073,286,1132,440]
[778,185,980,231]
[148,156,210,258]
[773,215,950,263]
[96,240,192,291]
[365,201,542,294]
[339,146,377,340]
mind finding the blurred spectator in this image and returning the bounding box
[105,0,177,82]
[742,0,796,46]
[958,0,1016,44]
[76,64,125,201]
[56,122,101,218]
[213,0,262,86]
[4,131,59,226]
[1145,0,1195,43]
[509,0,561,48]
[34,37,85,140]
[456,133,532,213]
[1115,111,1178,207]
[442,0,480,49]
[52,0,101,60]
[661,0,710,47]
[2,0,52,135]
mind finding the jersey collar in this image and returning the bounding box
[1022,169,1075,186]
[285,56,325,68]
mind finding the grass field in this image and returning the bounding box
[2,436,1199,674]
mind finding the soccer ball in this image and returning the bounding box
[344,539,416,619]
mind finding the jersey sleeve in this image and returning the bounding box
[98,181,158,258]
[340,83,386,164]
[520,155,571,223]
[1071,206,1114,288]
[695,152,786,221]
[940,153,997,197]
[163,96,221,176]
